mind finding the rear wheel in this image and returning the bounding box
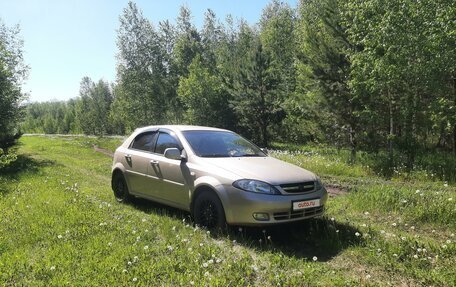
[112,172,131,203]
[193,191,226,230]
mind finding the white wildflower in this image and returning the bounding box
[312,256,318,262]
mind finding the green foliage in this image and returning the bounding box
[0,20,28,150]
[22,100,79,134]
[178,55,232,128]
[231,41,285,146]
[76,77,113,136]
[0,148,17,169]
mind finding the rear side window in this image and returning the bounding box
[130,132,157,152]
[155,132,180,154]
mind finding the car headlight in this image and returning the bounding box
[233,179,280,195]
[315,177,323,190]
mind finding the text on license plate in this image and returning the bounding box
[293,199,320,211]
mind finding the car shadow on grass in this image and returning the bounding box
[0,154,56,195]
[127,197,362,262]
[224,218,363,262]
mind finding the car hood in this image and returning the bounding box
[201,156,316,185]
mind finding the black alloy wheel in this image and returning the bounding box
[194,191,226,230]
[112,173,130,203]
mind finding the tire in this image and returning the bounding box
[193,191,226,230]
[112,172,131,203]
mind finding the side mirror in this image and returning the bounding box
[261,148,268,155]
[164,148,183,160]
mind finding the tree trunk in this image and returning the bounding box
[388,90,394,164]
[349,125,356,164]
[453,76,456,155]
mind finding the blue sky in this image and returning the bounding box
[0,0,298,102]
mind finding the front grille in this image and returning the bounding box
[273,206,324,221]
[280,181,315,193]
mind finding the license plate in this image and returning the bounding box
[292,199,320,211]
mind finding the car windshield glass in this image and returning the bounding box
[182,131,266,158]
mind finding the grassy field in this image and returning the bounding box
[0,136,454,286]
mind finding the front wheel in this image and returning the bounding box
[193,191,226,230]
[112,172,131,203]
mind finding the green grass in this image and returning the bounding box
[0,136,455,286]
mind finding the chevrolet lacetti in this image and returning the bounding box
[111,125,328,228]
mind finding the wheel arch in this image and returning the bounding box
[190,183,227,219]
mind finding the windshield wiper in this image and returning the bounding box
[200,154,229,158]
[233,154,261,157]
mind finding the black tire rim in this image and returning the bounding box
[114,177,125,200]
[198,199,218,228]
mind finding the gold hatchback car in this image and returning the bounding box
[111,125,328,228]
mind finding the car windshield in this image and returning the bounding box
[182,130,267,158]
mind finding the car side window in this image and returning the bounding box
[155,132,180,154]
[130,132,157,152]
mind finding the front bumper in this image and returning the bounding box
[218,184,328,225]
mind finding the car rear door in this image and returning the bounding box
[123,131,160,197]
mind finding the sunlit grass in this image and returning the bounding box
[0,135,454,286]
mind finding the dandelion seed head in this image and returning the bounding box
[312,256,318,261]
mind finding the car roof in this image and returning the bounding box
[135,125,230,133]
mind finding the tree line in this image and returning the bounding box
[19,0,456,175]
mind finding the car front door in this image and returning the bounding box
[147,130,189,209]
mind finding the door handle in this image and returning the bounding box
[150,160,159,165]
